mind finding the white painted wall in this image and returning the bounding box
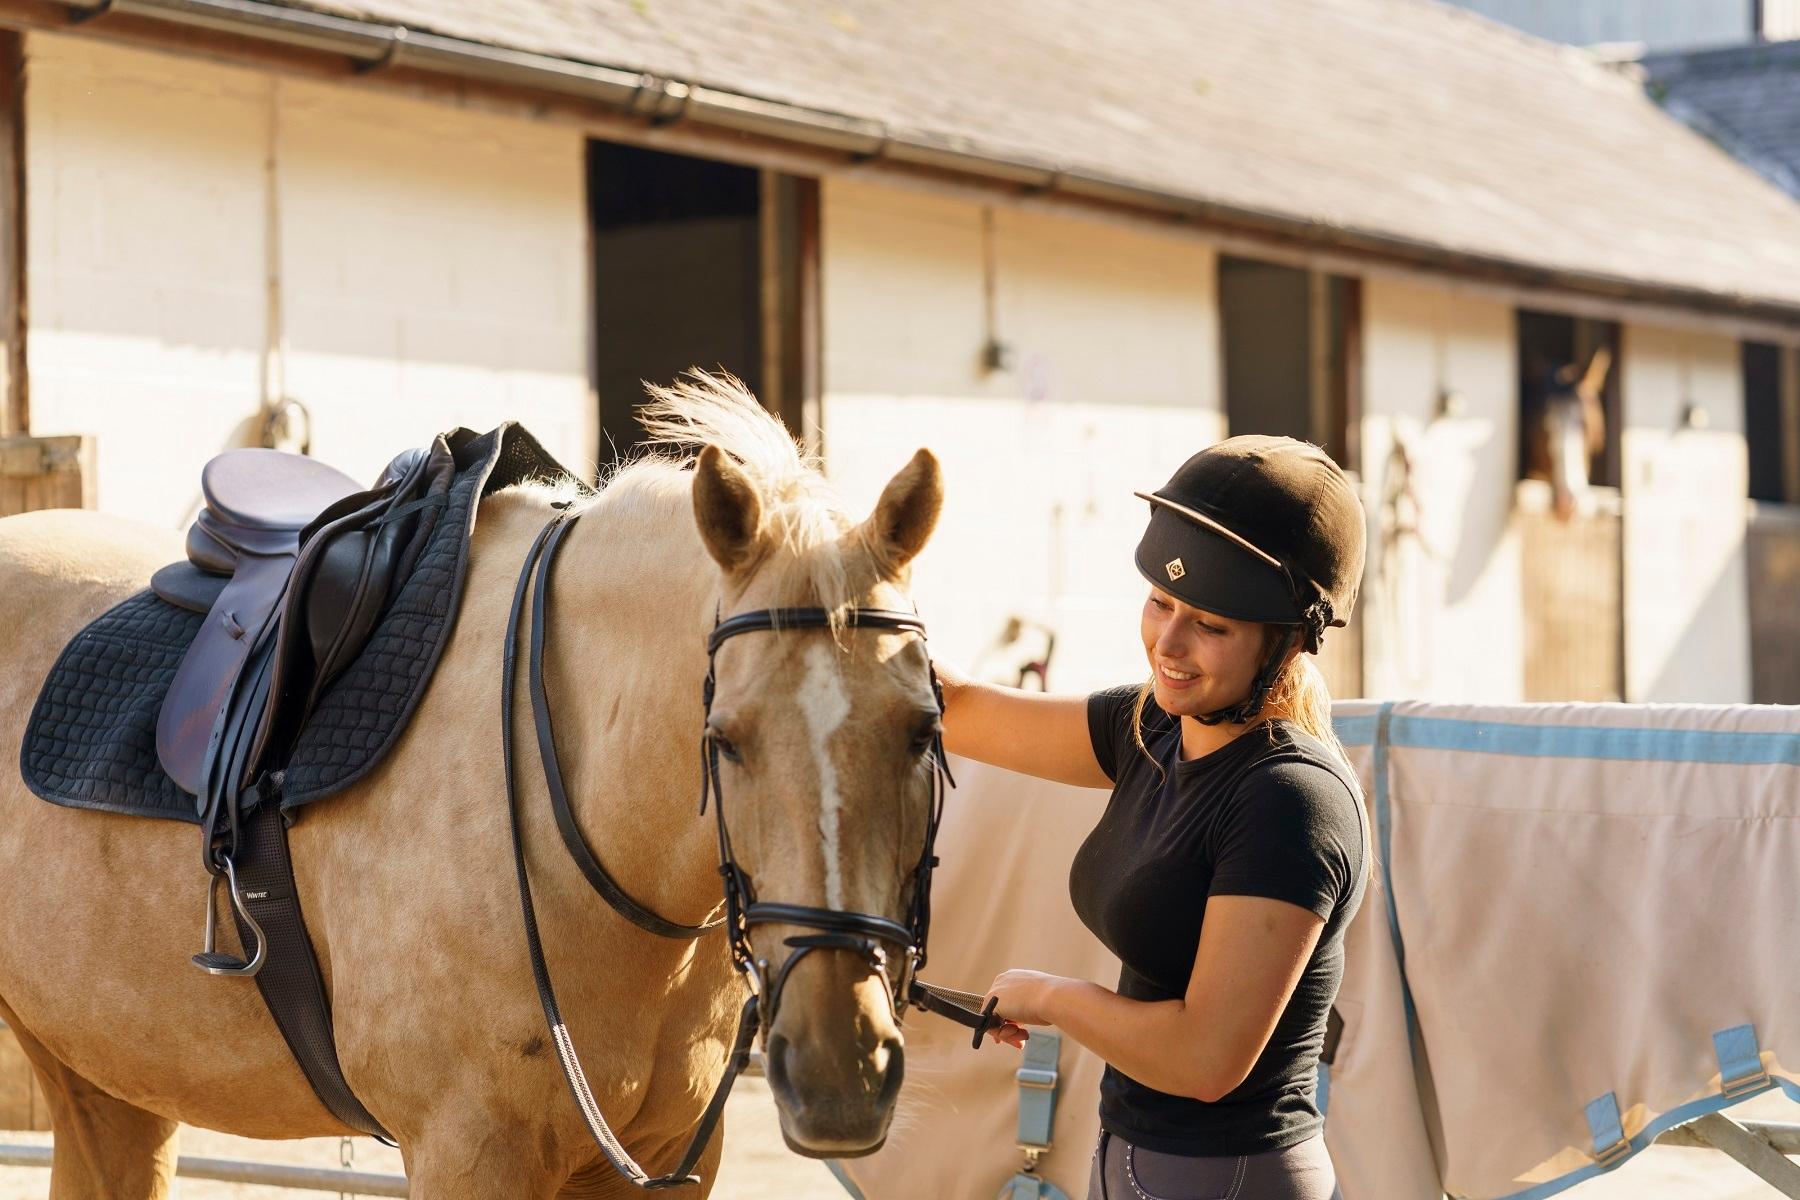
[820,180,1225,694]
[25,35,592,527]
[1620,326,1751,702]
[1359,277,1525,702]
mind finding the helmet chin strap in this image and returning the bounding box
[1193,625,1302,727]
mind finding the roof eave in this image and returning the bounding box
[30,0,1800,327]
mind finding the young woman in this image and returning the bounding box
[938,435,1371,1200]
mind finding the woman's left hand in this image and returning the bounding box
[983,969,1065,1028]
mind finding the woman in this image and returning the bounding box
[937,435,1371,1200]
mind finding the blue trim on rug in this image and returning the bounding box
[1370,702,1420,1052]
[1491,1077,1800,1200]
[1332,712,1800,765]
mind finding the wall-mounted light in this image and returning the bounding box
[1434,387,1466,421]
[1679,399,1710,430]
[982,337,1016,374]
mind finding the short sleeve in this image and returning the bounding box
[1207,761,1360,922]
[1087,684,1145,784]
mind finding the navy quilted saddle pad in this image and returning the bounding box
[20,423,580,822]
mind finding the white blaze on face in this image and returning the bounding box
[800,641,853,909]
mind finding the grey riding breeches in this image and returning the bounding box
[1087,1129,1343,1200]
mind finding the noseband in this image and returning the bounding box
[501,506,967,1190]
[702,606,953,1036]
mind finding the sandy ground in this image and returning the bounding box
[0,1081,1793,1198]
[0,1076,844,1200]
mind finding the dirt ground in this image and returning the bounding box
[0,1081,1793,1198]
[0,1076,844,1200]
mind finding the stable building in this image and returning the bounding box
[0,0,1796,705]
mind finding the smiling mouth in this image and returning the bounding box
[1158,664,1199,683]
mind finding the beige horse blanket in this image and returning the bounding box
[837,702,1800,1200]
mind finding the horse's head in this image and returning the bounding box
[690,436,944,1157]
[1527,345,1611,520]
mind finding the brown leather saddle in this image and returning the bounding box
[150,438,456,975]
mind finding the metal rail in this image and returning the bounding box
[0,1142,409,1196]
[1653,1117,1800,1198]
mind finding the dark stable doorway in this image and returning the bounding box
[1217,256,1356,470]
[588,141,763,469]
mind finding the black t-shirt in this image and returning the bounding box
[1070,684,1368,1157]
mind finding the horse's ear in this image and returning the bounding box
[692,444,764,575]
[1576,346,1613,399]
[863,448,942,576]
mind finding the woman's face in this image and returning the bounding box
[1140,586,1268,718]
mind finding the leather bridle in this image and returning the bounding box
[702,604,952,1036]
[502,505,976,1191]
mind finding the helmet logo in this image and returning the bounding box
[1165,558,1186,581]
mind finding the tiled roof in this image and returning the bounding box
[1639,40,1800,201]
[270,0,1800,313]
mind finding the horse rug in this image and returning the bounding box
[838,701,1800,1200]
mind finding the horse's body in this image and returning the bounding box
[0,382,940,1197]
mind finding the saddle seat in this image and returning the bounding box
[154,441,455,809]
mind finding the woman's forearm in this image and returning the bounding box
[1042,978,1227,1101]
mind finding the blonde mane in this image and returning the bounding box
[598,372,874,617]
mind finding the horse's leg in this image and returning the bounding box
[1,1007,178,1200]
[554,1124,726,1200]
[402,1116,571,1200]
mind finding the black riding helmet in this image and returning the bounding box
[1134,435,1366,725]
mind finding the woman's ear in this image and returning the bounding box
[692,444,764,574]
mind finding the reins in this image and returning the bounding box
[502,505,992,1190]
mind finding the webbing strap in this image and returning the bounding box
[1584,1092,1629,1167]
[1715,1024,1771,1098]
[1016,1030,1062,1152]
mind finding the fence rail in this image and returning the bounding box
[0,1142,408,1196]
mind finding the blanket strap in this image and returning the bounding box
[1715,1024,1772,1099]
[1000,1032,1070,1200]
[1584,1092,1631,1168]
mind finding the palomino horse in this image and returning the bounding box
[1523,345,1611,521]
[0,377,945,1197]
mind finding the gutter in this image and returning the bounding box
[41,0,1800,324]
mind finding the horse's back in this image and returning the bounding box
[0,509,177,718]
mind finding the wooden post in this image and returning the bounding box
[0,433,94,514]
[0,29,24,440]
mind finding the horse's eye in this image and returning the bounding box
[909,725,941,757]
[709,730,742,764]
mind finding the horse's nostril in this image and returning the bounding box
[875,1036,905,1107]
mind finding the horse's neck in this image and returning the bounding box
[531,477,725,929]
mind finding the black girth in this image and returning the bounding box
[502,507,992,1191]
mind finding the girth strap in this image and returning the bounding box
[229,796,391,1140]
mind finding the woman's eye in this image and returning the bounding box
[1149,597,1171,611]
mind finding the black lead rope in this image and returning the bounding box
[503,511,753,1190]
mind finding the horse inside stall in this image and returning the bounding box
[0,376,946,1198]
[1522,345,1611,520]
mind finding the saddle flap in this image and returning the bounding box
[155,551,297,796]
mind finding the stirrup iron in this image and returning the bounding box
[191,856,267,977]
